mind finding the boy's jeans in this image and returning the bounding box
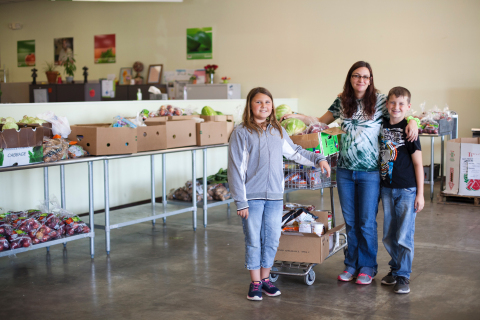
[336,168,380,277]
[381,187,417,279]
[242,200,283,270]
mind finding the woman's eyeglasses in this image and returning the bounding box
[351,74,371,81]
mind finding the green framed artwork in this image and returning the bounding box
[187,27,212,60]
[17,40,35,67]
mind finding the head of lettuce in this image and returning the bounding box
[275,104,292,121]
[281,118,306,136]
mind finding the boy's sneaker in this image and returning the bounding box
[381,271,397,286]
[247,281,263,301]
[261,278,281,297]
[338,271,355,282]
[355,273,373,285]
[394,277,410,294]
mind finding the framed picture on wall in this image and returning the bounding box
[147,64,163,84]
[119,67,133,85]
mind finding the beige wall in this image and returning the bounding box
[1,0,479,163]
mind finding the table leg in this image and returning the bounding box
[440,135,445,192]
[192,150,197,231]
[60,164,67,247]
[330,187,336,228]
[151,155,156,226]
[203,148,208,228]
[430,137,434,200]
[104,159,111,255]
[162,153,167,224]
[44,167,50,252]
[88,161,95,259]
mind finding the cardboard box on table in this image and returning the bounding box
[167,115,200,121]
[144,116,168,123]
[69,124,138,155]
[196,121,229,146]
[444,138,480,196]
[142,120,197,150]
[275,210,345,264]
[290,127,345,156]
[0,126,44,167]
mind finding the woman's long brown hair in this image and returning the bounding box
[340,61,378,119]
[242,87,283,139]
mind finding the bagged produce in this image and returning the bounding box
[67,144,87,159]
[43,136,69,162]
[281,118,306,136]
[62,216,91,236]
[159,105,183,117]
[211,184,231,201]
[0,234,10,252]
[0,223,14,236]
[7,230,32,249]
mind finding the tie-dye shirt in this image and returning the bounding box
[328,93,388,172]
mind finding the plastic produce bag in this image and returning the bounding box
[0,234,10,251]
[43,136,69,162]
[7,230,33,249]
[68,144,87,159]
[37,111,71,138]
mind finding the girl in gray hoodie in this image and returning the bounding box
[228,87,330,301]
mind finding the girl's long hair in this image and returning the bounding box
[242,87,283,139]
[340,61,378,119]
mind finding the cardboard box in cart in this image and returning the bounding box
[444,138,480,196]
[290,127,345,156]
[69,124,138,155]
[275,210,345,264]
[0,126,44,167]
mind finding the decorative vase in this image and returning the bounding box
[66,76,73,83]
[46,71,59,84]
[207,72,214,84]
[222,80,229,84]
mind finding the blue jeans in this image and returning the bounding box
[242,200,283,270]
[381,187,417,279]
[337,168,380,277]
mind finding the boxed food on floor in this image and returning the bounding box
[0,126,44,168]
[196,121,229,146]
[444,138,480,196]
[69,124,138,155]
[290,127,345,156]
[424,163,440,180]
[144,120,196,149]
[275,210,344,264]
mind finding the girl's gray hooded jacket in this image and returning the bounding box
[227,123,326,211]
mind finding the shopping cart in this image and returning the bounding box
[270,154,348,285]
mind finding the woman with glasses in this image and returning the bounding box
[283,61,418,285]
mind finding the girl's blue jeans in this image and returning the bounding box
[242,200,283,270]
[381,186,417,279]
[337,168,380,277]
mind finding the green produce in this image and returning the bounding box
[201,106,217,116]
[197,168,228,185]
[140,109,150,118]
[281,118,306,136]
[275,104,293,121]
[216,111,224,115]
[1,117,16,124]
[31,118,47,125]
[2,122,19,130]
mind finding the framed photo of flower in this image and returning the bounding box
[119,67,133,85]
[147,64,163,84]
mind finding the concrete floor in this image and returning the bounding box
[1,184,479,319]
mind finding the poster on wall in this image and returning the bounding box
[54,37,74,65]
[187,27,212,60]
[17,40,35,67]
[94,34,116,64]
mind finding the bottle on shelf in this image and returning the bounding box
[137,88,142,100]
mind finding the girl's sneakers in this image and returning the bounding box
[355,273,373,285]
[261,278,281,297]
[247,281,263,301]
[338,270,355,282]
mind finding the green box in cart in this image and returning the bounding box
[290,127,344,156]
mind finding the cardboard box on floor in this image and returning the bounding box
[69,124,138,155]
[275,210,345,264]
[143,120,197,150]
[444,138,480,196]
[290,127,345,156]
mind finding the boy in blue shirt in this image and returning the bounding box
[379,87,424,294]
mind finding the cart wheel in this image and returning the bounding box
[304,269,315,286]
[269,267,279,283]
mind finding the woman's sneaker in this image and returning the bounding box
[338,270,355,282]
[261,278,281,297]
[394,277,410,294]
[381,271,397,285]
[247,281,263,301]
[355,273,373,285]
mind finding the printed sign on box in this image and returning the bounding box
[0,146,43,168]
[445,138,480,196]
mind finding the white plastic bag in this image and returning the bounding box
[37,111,71,138]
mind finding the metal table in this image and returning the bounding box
[0,157,98,258]
[419,132,451,200]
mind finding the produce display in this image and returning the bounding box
[415,104,453,134]
[0,208,90,253]
[43,136,69,162]
[140,105,195,119]
[275,104,293,121]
